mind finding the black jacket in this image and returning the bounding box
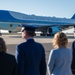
[71,41,75,74]
[0,52,17,75]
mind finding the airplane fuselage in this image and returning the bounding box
[0,10,75,35]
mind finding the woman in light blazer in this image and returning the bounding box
[48,32,72,75]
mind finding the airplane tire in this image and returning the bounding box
[9,31,12,33]
[40,34,46,36]
[47,34,54,36]
[0,33,2,36]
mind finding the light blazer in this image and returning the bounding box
[16,39,46,75]
[48,47,72,75]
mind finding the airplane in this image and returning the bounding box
[0,10,75,36]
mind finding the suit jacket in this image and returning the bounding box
[0,52,17,75]
[48,47,72,75]
[71,41,75,74]
[16,39,46,75]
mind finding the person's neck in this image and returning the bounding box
[26,36,34,40]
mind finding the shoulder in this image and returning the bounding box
[35,42,44,49]
[73,40,75,43]
[16,42,27,49]
[50,49,60,56]
[5,53,16,65]
[36,42,43,46]
[6,53,14,57]
[48,49,59,60]
[5,53,15,60]
[51,48,71,55]
[6,53,16,63]
[34,41,44,47]
[1,52,14,57]
[17,42,25,47]
[72,41,75,46]
[51,48,59,53]
[1,52,16,62]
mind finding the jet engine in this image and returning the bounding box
[47,27,61,35]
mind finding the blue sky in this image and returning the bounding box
[0,0,75,18]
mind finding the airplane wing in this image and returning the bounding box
[34,23,74,35]
[21,23,74,34]
[36,23,74,31]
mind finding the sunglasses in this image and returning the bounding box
[21,27,25,32]
[21,29,25,32]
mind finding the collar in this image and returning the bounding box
[25,38,34,41]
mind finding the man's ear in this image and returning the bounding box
[23,31,26,34]
[24,31,27,36]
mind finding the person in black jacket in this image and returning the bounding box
[15,25,46,75]
[71,41,75,75]
[0,37,17,75]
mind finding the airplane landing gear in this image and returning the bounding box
[40,32,47,36]
[40,33,46,36]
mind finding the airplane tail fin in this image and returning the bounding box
[71,14,75,19]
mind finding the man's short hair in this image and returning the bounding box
[21,25,36,32]
[21,25,36,37]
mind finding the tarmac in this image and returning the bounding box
[0,33,75,75]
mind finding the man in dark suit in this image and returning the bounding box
[15,25,46,75]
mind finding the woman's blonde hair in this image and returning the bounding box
[52,32,68,48]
